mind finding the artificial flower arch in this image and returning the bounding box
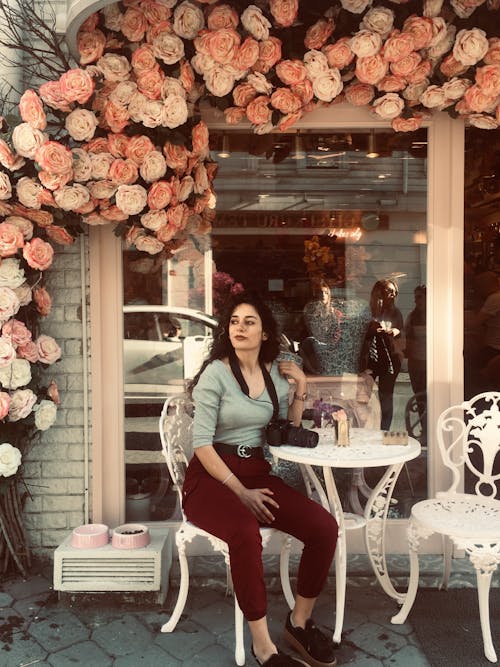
[0,0,499,529]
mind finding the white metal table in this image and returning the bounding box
[270,428,421,643]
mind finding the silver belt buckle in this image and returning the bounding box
[237,444,251,458]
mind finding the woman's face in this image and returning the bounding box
[320,286,330,304]
[229,303,266,353]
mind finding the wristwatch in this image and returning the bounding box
[294,392,307,401]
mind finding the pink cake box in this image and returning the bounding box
[71,524,109,549]
[111,523,150,549]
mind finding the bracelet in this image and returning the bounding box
[294,392,307,401]
[222,472,234,485]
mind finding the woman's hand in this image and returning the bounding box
[237,487,279,523]
[278,360,306,387]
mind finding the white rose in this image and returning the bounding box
[34,399,57,431]
[450,0,476,19]
[247,72,273,94]
[204,66,236,97]
[350,30,382,58]
[253,121,274,134]
[312,69,343,102]
[340,0,372,13]
[453,28,489,67]
[423,0,445,17]
[360,7,394,36]
[103,3,123,31]
[116,184,148,215]
[54,183,91,211]
[13,283,32,307]
[8,388,37,421]
[420,85,447,108]
[16,177,42,210]
[162,95,189,128]
[304,50,329,80]
[161,77,187,100]
[11,123,47,160]
[0,171,11,200]
[72,148,93,182]
[139,151,167,182]
[65,109,98,141]
[403,80,429,101]
[90,152,114,180]
[178,175,194,201]
[0,336,15,368]
[152,32,185,65]
[4,216,33,240]
[97,53,131,82]
[0,258,25,288]
[241,5,271,40]
[466,114,499,130]
[0,358,31,389]
[0,443,22,477]
[173,1,205,39]
[140,210,167,231]
[191,53,216,76]
[109,80,138,106]
[88,180,118,200]
[128,92,149,123]
[134,235,164,255]
[372,92,405,119]
[0,287,20,325]
[141,100,164,128]
[442,77,472,100]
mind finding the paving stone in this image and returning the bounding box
[154,622,215,660]
[91,615,153,657]
[5,574,52,600]
[48,640,113,666]
[348,622,408,660]
[383,644,432,666]
[2,634,48,667]
[114,643,180,666]
[0,607,28,647]
[28,610,89,652]
[188,599,234,635]
[13,592,53,620]
[181,641,235,665]
[0,592,13,607]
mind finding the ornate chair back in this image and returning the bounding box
[437,391,500,499]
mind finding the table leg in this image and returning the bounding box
[364,462,406,604]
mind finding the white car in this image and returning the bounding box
[123,305,217,402]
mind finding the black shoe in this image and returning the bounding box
[251,645,308,666]
[283,611,337,667]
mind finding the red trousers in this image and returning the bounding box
[182,453,338,621]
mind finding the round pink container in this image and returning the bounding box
[112,524,150,549]
[71,524,109,548]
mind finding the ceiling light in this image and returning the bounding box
[217,134,230,158]
[366,131,379,159]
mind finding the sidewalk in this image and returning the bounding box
[0,554,478,667]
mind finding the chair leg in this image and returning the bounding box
[333,529,346,644]
[439,535,452,591]
[280,535,294,610]
[234,594,245,666]
[475,565,497,663]
[161,536,190,632]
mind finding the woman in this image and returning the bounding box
[360,279,405,430]
[183,292,338,667]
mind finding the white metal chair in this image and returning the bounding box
[392,391,500,663]
[159,394,294,666]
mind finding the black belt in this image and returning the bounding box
[214,443,265,459]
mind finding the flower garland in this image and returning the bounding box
[0,0,498,572]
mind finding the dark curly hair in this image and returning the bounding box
[189,291,281,393]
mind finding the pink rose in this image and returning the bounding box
[0,223,24,258]
[131,45,158,74]
[2,319,31,347]
[484,38,500,65]
[0,140,25,172]
[126,135,155,165]
[121,7,148,42]
[205,28,241,65]
[5,216,33,241]
[59,68,95,104]
[0,391,10,419]
[163,142,189,172]
[372,93,405,119]
[36,334,62,365]
[278,110,303,132]
[233,83,258,107]
[390,52,421,78]
[224,106,246,124]
[291,79,314,105]
[147,181,172,210]
[234,37,260,71]
[142,2,171,24]
[38,81,71,113]
[116,185,148,216]
[476,64,500,97]
[103,101,130,134]
[8,388,37,421]
[269,0,299,28]
[440,54,468,78]
[355,54,388,84]
[17,340,39,362]
[276,60,307,85]
[254,37,282,74]
[378,75,406,92]
[304,18,335,50]
[350,30,382,58]
[179,60,195,93]
[47,379,61,405]
[45,226,76,246]
[345,82,375,106]
[137,69,165,100]
[99,205,128,222]
[77,29,106,65]
[35,141,73,175]
[383,32,415,63]
[23,238,54,271]
[463,85,498,113]
[38,171,71,191]
[207,5,239,30]
[402,15,434,50]
[192,120,210,156]
[109,158,139,185]
[167,203,188,229]
[19,90,46,130]
[270,88,303,113]
[406,60,432,84]
[323,38,354,70]
[245,95,272,124]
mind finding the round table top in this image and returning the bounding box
[269,428,421,468]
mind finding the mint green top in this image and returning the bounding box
[192,359,290,449]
